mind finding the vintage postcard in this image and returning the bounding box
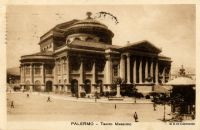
[0,1,199,130]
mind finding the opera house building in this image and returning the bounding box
[19,13,171,97]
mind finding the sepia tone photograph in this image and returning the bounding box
[5,4,196,130]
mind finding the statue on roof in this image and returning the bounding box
[179,65,186,76]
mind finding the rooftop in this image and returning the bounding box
[166,76,195,86]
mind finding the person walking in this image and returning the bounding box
[11,101,14,108]
[27,93,29,98]
[47,96,51,102]
[153,102,156,111]
[114,104,117,110]
[133,112,138,122]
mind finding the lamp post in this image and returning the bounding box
[163,102,166,121]
[133,85,137,103]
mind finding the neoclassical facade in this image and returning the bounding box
[20,13,171,97]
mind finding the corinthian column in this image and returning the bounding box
[41,63,44,85]
[155,61,159,84]
[139,59,143,84]
[150,59,154,83]
[162,67,166,84]
[133,59,137,83]
[78,58,84,97]
[126,54,131,84]
[66,56,70,84]
[91,60,96,93]
[105,57,112,84]
[120,55,125,80]
[145,59,148,82]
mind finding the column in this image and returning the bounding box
[155,61,159,84]
[126,54,131,84]
[41,64,44,84]
[162,67,166,83]
[58,85,62,93]
[52,85,56,92]
[66,56,70,84]
[133,59,137,83]
[120,55,125,80]
[139,59,143,83]
[53,61,58,86]
[24,65,26,83]
[29,85,33,92]
[20,66,23,83]
[41,63,45,92]
[79,58,84,97]
[105,57,112,84]
[64,85,68,92]
[91,60,96,93]
[150,59,154,83]
[145,59,148,81]
[30,64,33,84]
[61,59,64,84]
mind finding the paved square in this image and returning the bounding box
[7,93,171,122]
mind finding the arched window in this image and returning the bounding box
[67,39,71,44]
[86,37,93,42]
[25,66,30,75]
[59,80,61,84]
[34,65,41,75]
[74,37,81,41]
[64,79,67,84]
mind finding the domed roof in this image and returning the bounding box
[69,12,108,29]
[166,77,195,86]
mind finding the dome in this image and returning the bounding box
[64,12,114,44]
[70,17,108,29]
[166,77,195,86]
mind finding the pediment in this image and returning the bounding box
[121,40,161,54]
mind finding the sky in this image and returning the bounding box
[6,5,195,71]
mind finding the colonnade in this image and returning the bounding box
[120,54,159,84]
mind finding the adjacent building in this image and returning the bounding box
[20,12,171,97]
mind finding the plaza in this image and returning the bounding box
[7,92,171,122]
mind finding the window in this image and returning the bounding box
[57,63,61,75]
[86,37,93,42]
[25,67,30,75]
[113,65,118,77]
[74,37,80,41]
[67,39,71,44]
[46,66,53,74]
[35,65,41,75]
[63,62,67,74]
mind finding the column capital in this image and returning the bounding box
[105,55,112,61]
[120,54,126,58]
[125,53,131,57]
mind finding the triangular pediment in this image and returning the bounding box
[120,40,161,54]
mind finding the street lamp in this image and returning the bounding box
[163,102,166,121]
[133,85,137,103]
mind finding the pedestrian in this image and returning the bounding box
[47,96,51,102]
[153,102,156,111]
[114,104,117,110]
[133,112,138,122]
[11,101,14,108]
[27,93,29,98]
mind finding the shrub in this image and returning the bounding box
[145,95,150,99]
[80,92,86,98]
